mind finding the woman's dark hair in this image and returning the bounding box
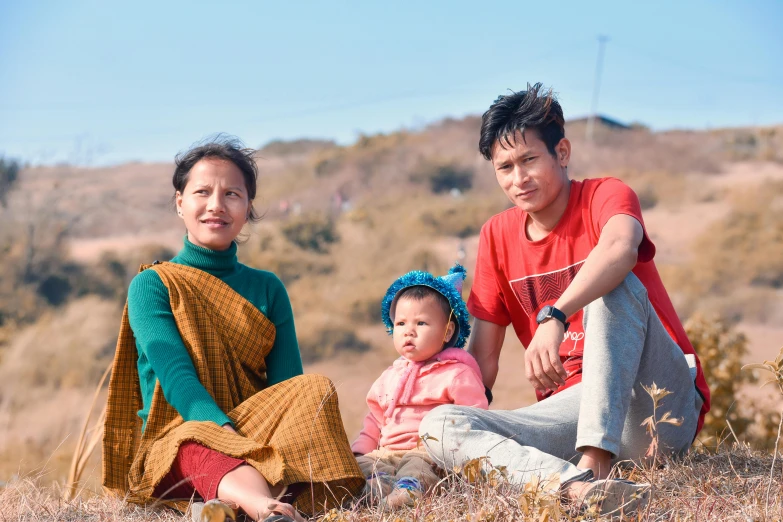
[478,82,565,161]
[173,135,261,223]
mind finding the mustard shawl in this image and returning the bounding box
[102,262,363,514]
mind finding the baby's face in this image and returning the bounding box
[392,295,454,362]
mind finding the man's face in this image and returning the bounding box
[491,130,570,215]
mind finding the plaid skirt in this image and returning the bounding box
[134,374,364,514]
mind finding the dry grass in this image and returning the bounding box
[2,445,781,521]
[0,475,187,521]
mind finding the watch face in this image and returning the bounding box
[536,305,551,323]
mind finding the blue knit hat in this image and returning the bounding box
[381,264,471,348]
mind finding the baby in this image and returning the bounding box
[352,265,489,508]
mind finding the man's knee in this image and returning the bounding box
[583,272,648,325]
[419,405,474,465]
[608,272,647,302]
[419,404,473,439]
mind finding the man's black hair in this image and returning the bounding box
[478,82,565,161]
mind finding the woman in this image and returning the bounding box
[102,138,364,522]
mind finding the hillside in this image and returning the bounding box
[0,116,782,490]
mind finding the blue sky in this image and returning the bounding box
[1,0,782,165]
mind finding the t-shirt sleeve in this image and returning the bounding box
[590,178,655,263]
[263,273,304,386]
[467,221,512,326]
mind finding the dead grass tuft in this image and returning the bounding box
[0,473,187,521]
[3,447,780,521]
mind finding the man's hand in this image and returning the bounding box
[525,319,567,393]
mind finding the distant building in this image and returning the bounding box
[567,115,631,130]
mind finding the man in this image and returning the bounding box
[419,84,710,513]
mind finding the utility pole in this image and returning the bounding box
[586,35,609,143]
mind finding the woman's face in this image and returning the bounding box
[175,158,250,251]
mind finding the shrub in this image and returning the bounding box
[411,160,474,194]
[685,314,780,450]
[259,138,336,157]
[349,297,382,324]
[251,254,334,285]
[281,213,339,253]
[0,156,20,207]
[298,326,371,363]
[75,245,177,300]
[409,249,445,274]
[419,197,505,238]
[0,214,70,327]
[690,184,783,294]
[636,184,659,210]
[310,148,345,177]
[240,228,334,285]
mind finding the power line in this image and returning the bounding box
[616,41,783,88]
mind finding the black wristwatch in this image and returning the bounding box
[536,305,570,331]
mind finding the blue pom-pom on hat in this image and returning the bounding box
[381,263,471,348]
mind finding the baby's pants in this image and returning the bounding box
[356,448,440,492]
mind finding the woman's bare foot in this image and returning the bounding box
[216,464,305,522]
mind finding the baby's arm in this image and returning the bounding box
[448,366,490,409]
[352,409,382,455]
[351,373,387,455]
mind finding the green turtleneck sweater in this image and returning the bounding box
[127,237,303,431]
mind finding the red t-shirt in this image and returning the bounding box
[468,177,710,435]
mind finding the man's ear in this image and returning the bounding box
[556,138,572,168]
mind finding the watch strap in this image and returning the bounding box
[541,305,570,331]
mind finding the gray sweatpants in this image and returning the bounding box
[418,273,704,485]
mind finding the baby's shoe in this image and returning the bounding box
[382,477,424,508]
[362,472,395,503]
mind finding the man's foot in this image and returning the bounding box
[576,447,612,480]
[565,478,650,515]
[382,477,423,509]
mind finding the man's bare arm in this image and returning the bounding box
[467,318,506,389]
[554,213,644,318]
[525,214,644,393]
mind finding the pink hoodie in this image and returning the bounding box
[351,348,489,454]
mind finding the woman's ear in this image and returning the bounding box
[175,191,184,218]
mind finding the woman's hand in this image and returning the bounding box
[222,423,237,434]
